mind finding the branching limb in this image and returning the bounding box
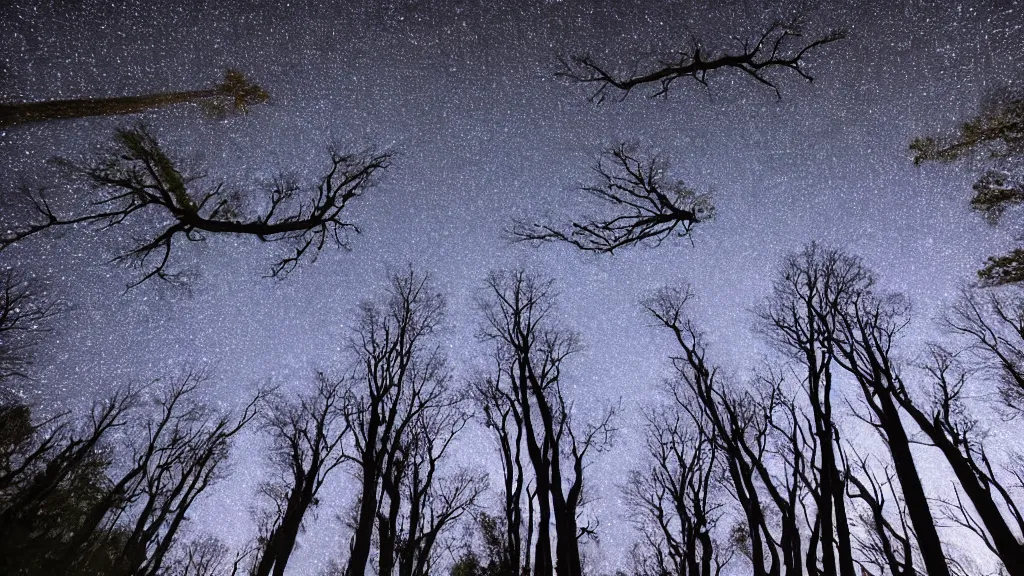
[511,144,712,253]
[558,20,845,103]
[0,124,391,288]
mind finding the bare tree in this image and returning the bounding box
[0,269,60,382]
[473,367,529,576]
[1,124,391,287]
[76,372,267,576]
[0,383,138,536]
[0,70,267,128]
[645,286,806,576]
[252,373,349,576]
[624,405,727,576]
[479,270,616,576]
[845,452,919,576]
[812,247,951,576]
[558,20,844,103]
[511,144,712,253]
[946,287,1024,415]
[881,346,1024,576]
[391,402,485,576]
[342,269,475,576]
[757,242,871,576]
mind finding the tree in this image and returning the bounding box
[805,245,951,576]
[472,369,530,576]
[0,69,268,128]
[0,371,266,576]
[67,371,266,576]
[478,270,616,576]
[0,382,139,575]
[645,286,802,576]
[912,90,1024,285]
[757,243,868,576]
[0,269,60,383]
[252,373,349,576]
[0,124,391,287]
[389,404,485,576]
[511,144,713,253]
[844,453,919,576]
[885,345,1024,575]
[558,20,844,103]
[624,406,726,576]
[343,269,479,576]
[945,287,1024,415]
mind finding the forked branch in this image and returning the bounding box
[559,20,845,103]
[0,124,391,288]
[511,144,712,253]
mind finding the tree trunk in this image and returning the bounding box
[0,90,219,127]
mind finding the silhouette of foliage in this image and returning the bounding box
[913,91,1024,285]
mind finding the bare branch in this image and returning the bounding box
[511,144,712,253]
[0,124,390,288]
[558,21,845,103]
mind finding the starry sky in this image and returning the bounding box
[1,0,1022,572]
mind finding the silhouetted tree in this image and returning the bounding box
[946,287,1024,415]
[473,369,530,576]
[559,20,844,103]
[882,346,1024,576]
[844,452,918,576]
[60,371,266,576]
[344,270,479,576]
[165,535,258,576]
[479,270,616,576]
[912,89,1024,285]
[511,144,712,253]
[792,245,951,576]
[758,243,867,576]
[252,373,349,576]
[624,405,727,576]
[0,269,59,382]
[0,124,391,287]
[0,383,138,575]
[0,70,268,128]
[389,407,485,576]
[645,286,802,576]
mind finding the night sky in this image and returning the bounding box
[1,0,1022,573]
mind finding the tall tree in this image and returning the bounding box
[886,345,1024,575]
[478,270,616,576]
[810,246,951,576]
[343,269,476,576]
[511,144,713,254]
[0,69,268,128]
[844,452,918,576]
[624,405,726,576]
[473,368,529,576]
[645,286,806,576]
[56,371,267,576]
[389,401,484,576]
[757,243,866,576]
[252,373,349,576]
[0,124,391,287]
[0,388,136,576]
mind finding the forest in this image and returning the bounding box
[1,2,1022,576]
